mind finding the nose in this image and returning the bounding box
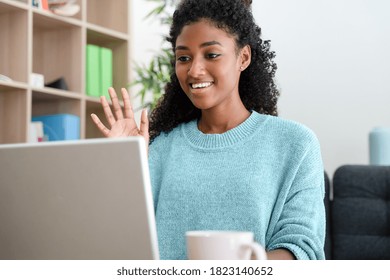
[187,57,205,78]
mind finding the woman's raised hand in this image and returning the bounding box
[90,87,149,145]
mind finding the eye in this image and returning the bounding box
[176,56,190,62]
[206,53,221,59]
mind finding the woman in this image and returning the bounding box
[91,0,325,260]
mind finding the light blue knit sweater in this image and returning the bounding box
[148,111,325,260]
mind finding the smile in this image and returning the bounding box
[190,82,213,89]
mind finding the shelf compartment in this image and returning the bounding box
[0,86,28,144]
[0,2,28,83]
[87,0,128,33]
[32,0,83,21]
[87,29,129,93]
[33,12,82,93]
[85,99,106,139]
[32,90,82,117]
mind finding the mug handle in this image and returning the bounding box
[245,242,267,260]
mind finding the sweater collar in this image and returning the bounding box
[182,111,264,149]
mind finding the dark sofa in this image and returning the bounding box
[324,165,390,260]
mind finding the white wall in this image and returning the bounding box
[131,0,390,176]
[252,0,390,176]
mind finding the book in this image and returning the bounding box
[41,0,49,10]
[99,47,113,99]
[86,44,100,97]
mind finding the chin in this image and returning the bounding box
[189,100,214,111]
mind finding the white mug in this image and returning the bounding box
[186,230,267,260]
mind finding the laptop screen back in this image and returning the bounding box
[0,137,159,260]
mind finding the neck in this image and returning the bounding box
[198,104,250,134]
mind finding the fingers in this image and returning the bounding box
[121,88,134,120]
[101,95,116,127]
[108,87,124,120]
[90,113,110,137]
[139,109,150,143]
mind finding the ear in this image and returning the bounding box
[239,45,251,71]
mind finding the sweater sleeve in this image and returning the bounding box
[266,132,326,260]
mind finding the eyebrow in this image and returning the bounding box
[175,40,222,51]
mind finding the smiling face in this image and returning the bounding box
[175,20,251,112]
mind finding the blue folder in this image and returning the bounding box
[32,114,80,141]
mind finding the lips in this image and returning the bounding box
[190,82,213,89]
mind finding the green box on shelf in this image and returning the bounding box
[86,44,113,99]
[86,44,100,97]
[100,46,113,99]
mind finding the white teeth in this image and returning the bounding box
[191,82,212,89]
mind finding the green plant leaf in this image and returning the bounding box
[131,0,176,111]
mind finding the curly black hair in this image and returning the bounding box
[149,0,279,143]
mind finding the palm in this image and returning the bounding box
[107,118,139,138]
[91,87,149,144]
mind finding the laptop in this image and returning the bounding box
[0,137,159,260]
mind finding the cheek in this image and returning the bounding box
[175,65,188,86]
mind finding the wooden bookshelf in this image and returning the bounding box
[0,0,131,143]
